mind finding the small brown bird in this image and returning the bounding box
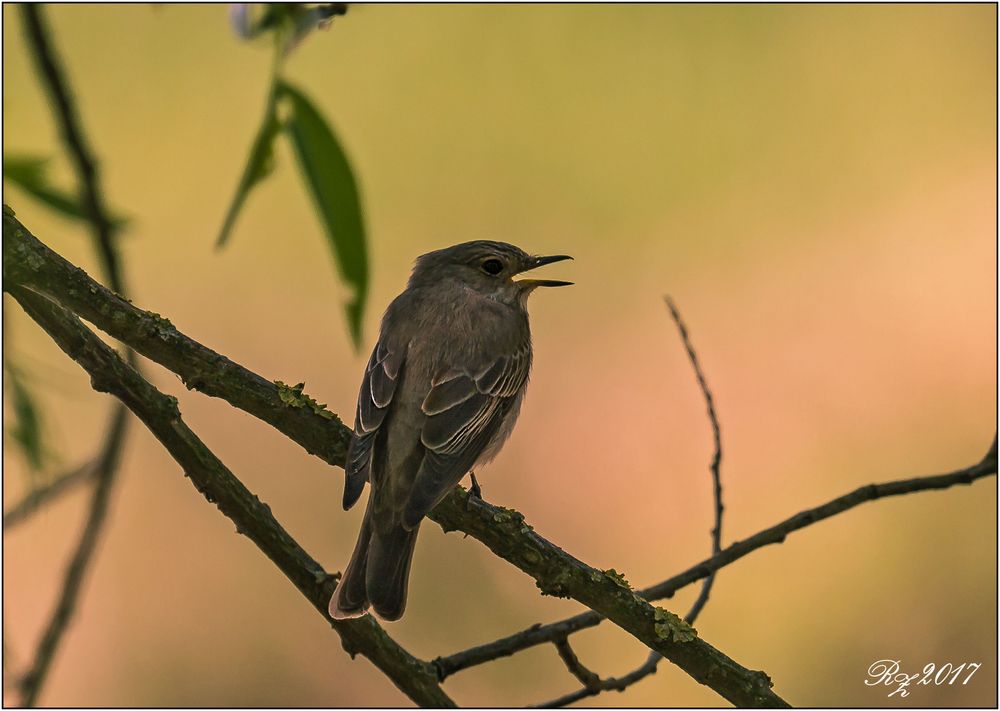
[329,241,572,621]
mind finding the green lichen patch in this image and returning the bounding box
[490,505,525,527]
[536,568,574,598]
[519,546,541,566]
[275,380,336,420]
[147,310,175,331]
[603,568,631,589]
[653,606,697,643]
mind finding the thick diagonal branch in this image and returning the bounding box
[7,285,454,708]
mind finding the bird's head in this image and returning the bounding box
[409,240,572,307]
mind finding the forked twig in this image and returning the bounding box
[534,296,726,706]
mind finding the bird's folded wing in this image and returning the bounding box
[402,347,530,529]
[343,339,405,509]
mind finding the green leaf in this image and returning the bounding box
[214,100,282,249]
[3,359,49,476]
[3,154,127,229]
[278,80,368,348]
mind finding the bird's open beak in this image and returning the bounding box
[516,254,574,288]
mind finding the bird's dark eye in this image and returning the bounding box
[481,258,504,276]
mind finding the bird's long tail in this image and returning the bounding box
[365,520,419,621]
[328,505,374,620]
[328,503,420,622]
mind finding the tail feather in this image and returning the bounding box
[328,507,374,620]
[365,523,420,622]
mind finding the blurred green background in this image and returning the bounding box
[3,4,996,707]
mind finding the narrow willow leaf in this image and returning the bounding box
[3,154,127,229]
[4,359,48,476]
[215,102,282,249]
[278,80,368,347]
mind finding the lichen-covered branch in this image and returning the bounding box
[6,285,454,708]
[3,212,786,707]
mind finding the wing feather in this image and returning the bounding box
[402,344,531,528]
[421,373,477,416]
[343,340,405,509]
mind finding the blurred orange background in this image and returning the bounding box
[3,4,996,707]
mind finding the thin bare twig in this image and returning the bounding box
[667,295,724,626]
[534,296,727,707]
[536,651,661,708]
[552,637,601,691]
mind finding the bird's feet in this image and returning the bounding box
[467,472,482,508]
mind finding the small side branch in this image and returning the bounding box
[552,637,601,691]
[666,295,724,626]
[535,651,661,708]
[533,296,727,707]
